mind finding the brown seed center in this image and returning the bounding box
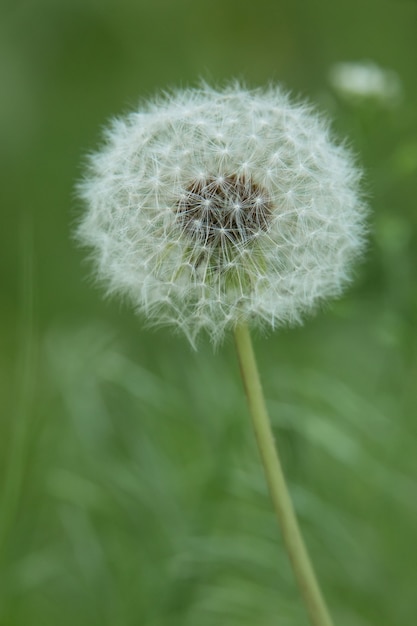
[176,174,272,248]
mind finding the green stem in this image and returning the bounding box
[234,322,334,626]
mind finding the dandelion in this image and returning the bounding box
[329,61,402,105]
[77,82,368,626]
[77,83,366,347]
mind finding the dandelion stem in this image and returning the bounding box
[234,322,334,626]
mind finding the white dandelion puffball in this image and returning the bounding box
[78,83,367,345]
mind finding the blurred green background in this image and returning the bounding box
[1,0,417,624]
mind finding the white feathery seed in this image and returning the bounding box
[77,83,367,346]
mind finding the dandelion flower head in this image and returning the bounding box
[77,83,367,345]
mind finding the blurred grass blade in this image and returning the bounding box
[0,214,36,560]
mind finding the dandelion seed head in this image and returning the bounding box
[329,61,402,105]
[77,82,368,346]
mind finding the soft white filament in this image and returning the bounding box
[77,83,367,345]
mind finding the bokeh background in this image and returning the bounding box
[1,0,417,624]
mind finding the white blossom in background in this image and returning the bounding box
[329,61,402,105]
[77,83,367,346]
